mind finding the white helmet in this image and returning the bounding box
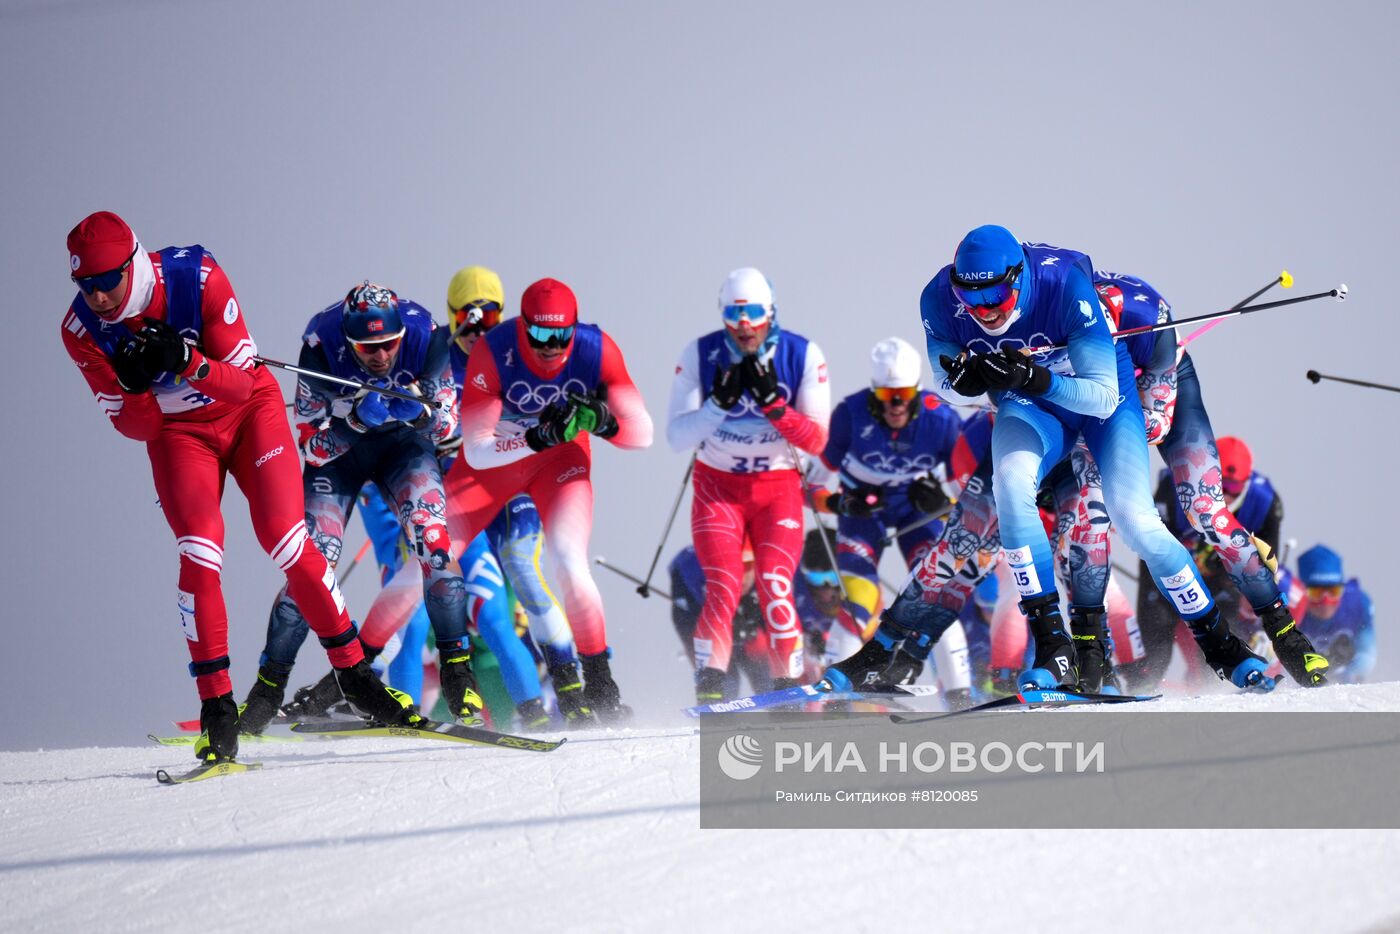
[870,337,922,389]
[718,267,775,320]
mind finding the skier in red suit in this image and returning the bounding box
[60,211,418,764]
[444,277,653,721]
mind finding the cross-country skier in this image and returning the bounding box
[668,543,772,699]
[240,282,487,732]
[444,267,593,725]
[1294,545,1375,683]
[444,277,653,721]
[666,268,831,703]
[60,212,416,764]
[817,336,982,702]
[1093,272,1328,688]
[819,337,970,634]
[837,226,1270,693]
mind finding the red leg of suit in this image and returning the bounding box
[747,474,805,679]
[691,465,748,674]
[228,385,360,665]
[691,463,805,677]
[445,444,611,656]
[150,385,360,700]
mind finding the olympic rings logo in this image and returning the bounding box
[504,378,590,415]
[860,452,941,475]
[724,382,793,418]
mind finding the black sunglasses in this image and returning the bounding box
[72,247,138,295]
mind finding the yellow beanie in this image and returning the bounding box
[447,265,505,313]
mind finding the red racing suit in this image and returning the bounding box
[61,248,361,700]
[666,329,831,679]
[444,318,652,657]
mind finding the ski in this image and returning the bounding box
[682,681,938,718]
[148,732,304,747]
[155,760,264,785]
[289,718,566,753]
[890,689,1161,724]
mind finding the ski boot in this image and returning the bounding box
[884,649,926,686]
[439,648,487,726]
[238,664,288,735]
[695,667,727,704]
[334,660,424,725]
[1257,599,1329,687]
[1018,593,1079,690]
[193,693,240,763]
[1188,606,1275,691]
[989,667,1019,697]
[549,662,598,727]
[515,697,552,731]
[944,687,974,711]
[1070,605,1110,694]
[581,650,631,724]
[281,671,343,720]
[822,629,899,693]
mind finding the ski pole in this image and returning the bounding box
[337,538,375,585]
[1178,270,1292,348]
[878,513,945,549]
[595,557,673,601]
[636,453,696,598]
[255,355,444,408]
[1306,369,1400,395]
[1026,285,1346,355]
[791,444,849,601]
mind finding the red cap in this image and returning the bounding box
[521,278,578,328]
[1217,436,1253,484]
[66,211,136,277]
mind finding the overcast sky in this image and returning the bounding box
[2,0,1393,749]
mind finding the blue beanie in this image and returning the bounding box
[1297,545,1344,587]
[953,225,1025,282]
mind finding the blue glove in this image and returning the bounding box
[387,393,429,426]
[346,383,391,433]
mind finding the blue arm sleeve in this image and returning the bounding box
[822,401,852,471]
[1041,268,1121,417]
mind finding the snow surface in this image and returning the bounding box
[4,686,1400,934]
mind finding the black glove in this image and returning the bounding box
[829,486,885,518]
[113,339,152,394]
[524,400,574,452]
[137,316,192,376]
[568,386,619,438]
[739,354,783,410]
[939,353,991,398]
[907,475,951,516]
[975,348,1052,395]
[709,364,744,411]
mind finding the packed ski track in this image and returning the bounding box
[3,685,1400,934]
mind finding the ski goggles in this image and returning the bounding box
[722,303,772,327]
[526,323,575,349]
[1305,584,1344,604]
[872,386,919,403]
[72,247,138,295]
[950,262,1023,311]
[349,334,404,355]
[803,569,840,589]
[452,300,503,333]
